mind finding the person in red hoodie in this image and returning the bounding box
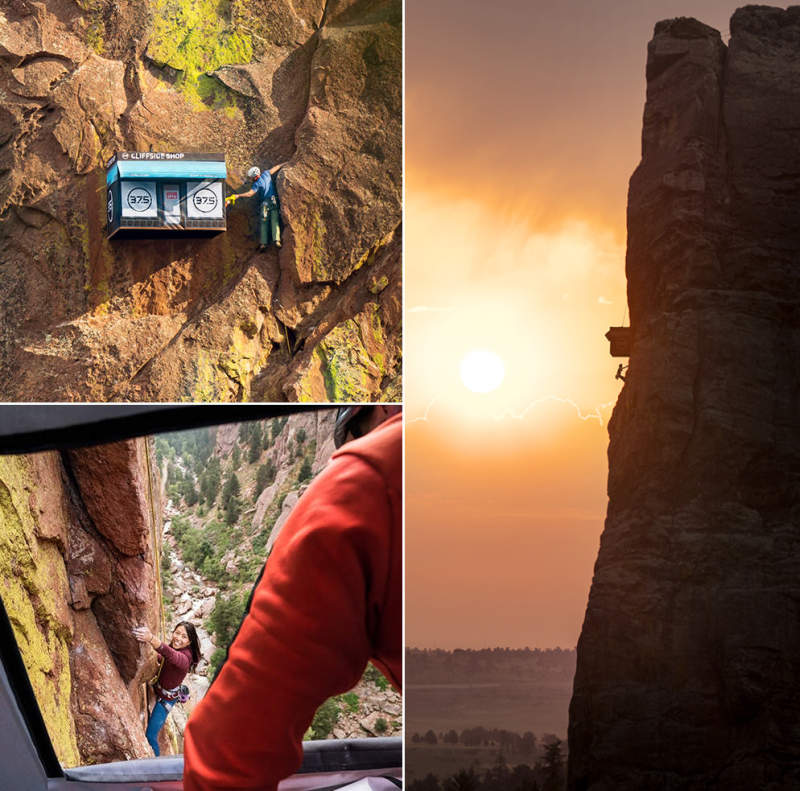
[133,621,201,755]
[183,406,402,790]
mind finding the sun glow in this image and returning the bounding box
[460,349,505,393]
[406,193,627,429]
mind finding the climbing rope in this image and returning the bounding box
[142,438,167,719]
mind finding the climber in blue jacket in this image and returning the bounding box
[226,163,287,251]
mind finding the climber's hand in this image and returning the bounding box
[225,195,237,206]
[133,625,154,643]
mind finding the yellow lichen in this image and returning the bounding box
[146,0,252,110]
[297,307,388,401]
[0,457,80,766]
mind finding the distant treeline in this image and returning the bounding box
[407,647,576,684]
[411,727,539,751]
[408,736,566,791]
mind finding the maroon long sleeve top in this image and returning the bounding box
[155,641,192,692]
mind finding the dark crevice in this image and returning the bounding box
[16,51,76,69]
[284,323,298,355]
[318,0,333,30]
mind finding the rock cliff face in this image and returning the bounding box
[0,439,164,765]
[568,8,800,790]
[0,0,401,402]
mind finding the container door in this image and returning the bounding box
[162,184,182,226]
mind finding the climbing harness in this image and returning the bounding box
[154,681,190,703]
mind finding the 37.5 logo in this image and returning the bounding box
[127,187,152,212]
[192,189,218,213]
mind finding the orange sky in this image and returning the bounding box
[405,0,741,648]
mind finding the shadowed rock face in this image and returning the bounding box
[0,0,400,401]
[569,7,800,790]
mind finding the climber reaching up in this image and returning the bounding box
[226,162,287,251]
[133,621,201,756]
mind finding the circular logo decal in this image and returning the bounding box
[107,189,114,224]
[192,188,218,213]
[127,187,152,212]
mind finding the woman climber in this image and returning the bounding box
[133,621,201,756]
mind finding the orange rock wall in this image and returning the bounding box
[0,438,165,765]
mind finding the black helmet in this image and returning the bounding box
[334,406,368,449]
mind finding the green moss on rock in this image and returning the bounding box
[297,304,390,401]
[76,0,106,54]
[146,0,252,108]
[368,275,389,294]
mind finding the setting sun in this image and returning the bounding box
[460,349,505,393]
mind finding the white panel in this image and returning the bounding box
[120,181,158,219]
[186,180,223,219]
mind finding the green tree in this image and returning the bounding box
[222,473,241,508]
[298,458,313,482]
[207,646,227,678]
[541,738,564,791]
[200,456,221,506]
[248,439,261,464]
[341,692,359,712]
[308,698,339,740]
[201,554,224,579]
[252,528,270,554]
[410,775,441,791]
[232,445,241,469]
[224,495,241,526]
[296,427,307,444]
[180,477,198,506]
[180,529,214,569]
[170,515,190,542]
[205,592,248,676]
[271,416,288,442]
[256,460,276,491]
[206,592,247,648]
[445,769,478,791]
[521,731,537,755]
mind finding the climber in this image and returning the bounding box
[615,363,628,382]
[225,163,287,251]
[182,405,402,791]
[133,621,201,756]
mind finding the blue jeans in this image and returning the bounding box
[146,699,174,756]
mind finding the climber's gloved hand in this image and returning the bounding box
[225,195,237,206]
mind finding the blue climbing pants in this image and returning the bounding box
[146,699,174,756]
